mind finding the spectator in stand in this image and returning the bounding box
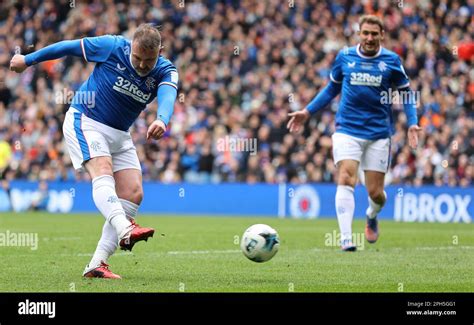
[0,0,472,187]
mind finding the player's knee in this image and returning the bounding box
[120,182,143,205]
[132,185,144,205]
[97,166,113,177]
[86,157,113,178]
[368,188,385,203]
[338,170,357,187]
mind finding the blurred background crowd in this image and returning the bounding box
[0,0,472,186]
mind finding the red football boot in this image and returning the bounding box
[83,261,121,279]
[365,216,379,244]
[119,222,155,251]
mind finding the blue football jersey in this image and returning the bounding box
[329,44,410,140]
[71,35,178,131]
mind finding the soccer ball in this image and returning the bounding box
[240,224,280,263]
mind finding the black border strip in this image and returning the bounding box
[0,292,473,322]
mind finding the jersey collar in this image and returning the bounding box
[356,44,382,59]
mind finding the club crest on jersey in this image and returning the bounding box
[378,61,387,72]
[145,77,156,90]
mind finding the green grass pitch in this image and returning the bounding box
[0,212,473,292]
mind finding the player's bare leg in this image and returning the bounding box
[364,170,386,243]
[84,156,137,241]
[84,167,153,278]
[336,159,359,251]
[114,168,154,251]
[83,157,153,278]
[82,156,132,278]
[115,168,143,223]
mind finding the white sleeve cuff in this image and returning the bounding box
[330,73,342,84]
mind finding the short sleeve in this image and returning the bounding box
[392,56,410,89]
[329,50,344,84]
[158,60,179,90]
[80,35,116,63]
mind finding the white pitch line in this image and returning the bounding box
[76,251,132,257]
[415,246,474,251]
[167,249,241,255]
[42,237,82,241]
[67,250,241,258]
[10,246,474,258]
[312,246,474,252]
[312,248,334,252]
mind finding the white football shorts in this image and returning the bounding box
[331,132,391,173]
[62,107,141,172]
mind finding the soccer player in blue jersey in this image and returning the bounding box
[287,15,422,251]
[10,23,178,277]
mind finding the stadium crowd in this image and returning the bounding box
[0,0,472,187]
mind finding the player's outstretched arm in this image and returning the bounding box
[287,80,341,133]
[147,84,178,140]
[10,40,84,73]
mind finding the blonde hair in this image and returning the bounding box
[132,23,162,51]
[359,15,384,32]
